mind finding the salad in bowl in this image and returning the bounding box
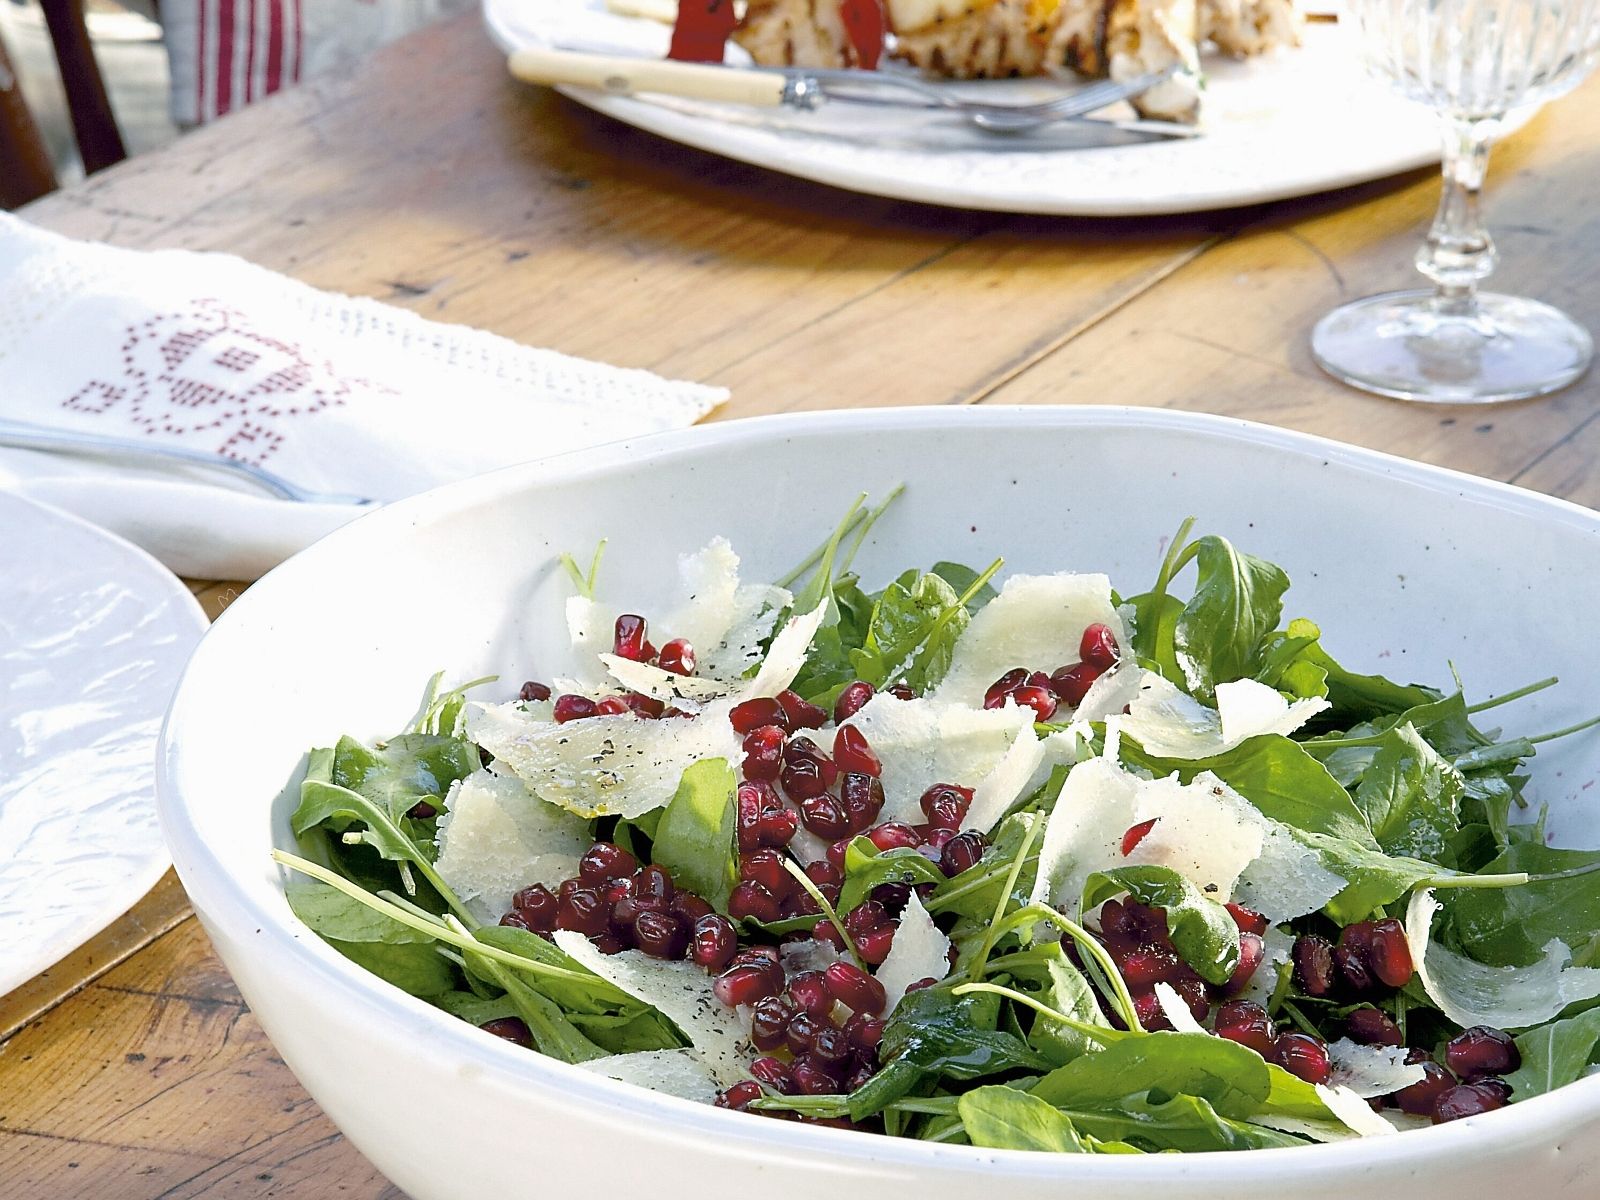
[276,495,1600,1155]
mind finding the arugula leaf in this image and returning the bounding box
[1291,828,1439,923]
[466,950,610,1064]
[1083,866,1241,986]
[930,562,1000,613]
[1013,941,1112,1066]
[838,838,947,915]
[1353,723,1464,864]
[1064,1094,1305,1153]
[335,938,456,996]
[1172,536,1289,702]
[1505,1007,1600,1100]
[927,812,1040,922]
[286,879,456,996]
[850,569,971,694]
[434,990,520,1026]
[1032,1031,1271,1120]
[958,1087,1089,1153]
[332,732,479,824]
[1450,839,1600,967]
[650,759,738,912]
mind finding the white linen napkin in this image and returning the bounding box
[0,214,725,580]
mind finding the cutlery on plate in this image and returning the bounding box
[0,420,379,506]
[506,49,1196,136]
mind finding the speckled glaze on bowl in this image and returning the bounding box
[158,407,1600,1200]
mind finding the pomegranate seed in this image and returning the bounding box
[1433,1080,1509,1123]
[1117,945,1179,989]
[1168,973,1212,1021]
[777,690,828,730]
[886,683,916,700]
[657,638,696,675]
[671,891,713,922]
[733,945,781,968]
[833,725,882,777]
[730,696,788,734]
[1345,1007,1403,1047]
[499,911,535,932]
[594,696,631,716]
[1010,685,1059,722]
[1368,918,1415,988]
[613,614,650,660]
[1027,670,1052,689]
[983,668,1029,710]
[405,799,438,819]
[749,996,796,1051]
[717,1080,763,1110]
[741,725,786,782]
[757,809,800,848]
[553,694,598,723]
[624,692,665,718]
[740,850,796,900]
[787,971,833,1018]
[1393,1059,1455,1116]
[939,830,987,877]
[512,884,559,931]
[1120,818,1159,857]
[805,860,843,888]
[824,961,886,1014]
[1220,932,1265,998]
[556,887,610,936]
[1214,1000,1275,1057]
[480,1017,534,1047]
[1079,623,1120,671]
[845,1012,885,1052]
[749,1056,794,1094]
[1100,899,1166,943]
[811,1027,853,1068]
[1292,934,1337,997]
[558,878,582,904]
[715,964,780,1008]
[1132,989,1169,1031]
[799,794,851,839]
[634,865,674,902]
[728,882,784,923]
[1225,903,1269,937]
[610,890,667,929]
[633,910,689,959]
[838,773,886,833]
[812,919,846,949]
[1272,1032,1332,1085]
[780,737,836,801]
[784,1011,825,1055]
[906,977,939,994]
[867,822,923,852]
[579,843,638,885]
[919,784,972,831]
[1049,662,1101,708]
[844,902,890,939]
[791,1057,840,1095]
[921,825,957,850]
[826,839,853,872]
[1445,1026,1521,1080]
[856,924,897,964]
[834,681,875,724]
[691,914,738,971]
[518,680,552,702]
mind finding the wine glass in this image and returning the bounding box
[1313,1,1600,404]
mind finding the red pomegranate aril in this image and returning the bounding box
[731,696,789,734]
[856,924,897,964]
[906,977,938,994]
[784,1010,825,1055]
[1345,1007,1403,1047]
[825,961,887,1015]
[787,971,834,1018]
[633,864,674,903]
[1117,945,1180,989]
[518,680,552,703]
[499,910,535,932]
[691,914,738,971]
[805,860,843,888]
[595,696,631,717]
[833,725,883,777]
[733,945,781,968]
[1120,818,1159,858]
[983,668,1030,710]
[633,910,690,959]
[921,825,957,850]
[553,694,598,723]
[613,614,650,661]
[834,681,876,724]
[604,876,634,904]
[791,1057,841,1095]
[656,637,696,675]
[812,919,846,949]
[1292,934,1337,997]
[728,881,784,923]
[749,996,796,1051]
[781,738,836,801]
[405,799,437,819]
[811,1027,854,1069]
[872,882,912,911]
[777,689,828,731]
[1221,932,1266,998]
[1446,1026,1521,1080]
[1368,918,1415,988]
[512,883,559,930]
[1225,903,1269,937]
[939,830,987,877]
[717,1080,763,1111]
[579,842,638,885]
[1169,973,1211,1021]
[826,838,853,872]
[611,892,667,929]
[741,725,787,782]
[1080,623,1120,671]
[556,887,610,936]
[799,794,851,840]
[844,901,890,938]
[1393,1060,1455,1116]
[558,878,582,904]
[480,1017,534,1048]
[1010,685,1058,722]
[755,808,800,848]
[741,850,796,900]
[1049,662,1101,708]
[886,683,916,700]
[1214,1000,1275,1057]
[715,964,780,1008]
[1433,1080,1509,1123]
[867,822,923,852]
[1132,989,1169,1031]
[1101,898,1165,943]
[671,891,714,922]
[838,772,886,833]
[845,1013,885,1052]
[624,692,665,719]
[919,783,972,831]
[1272,1032,1332,1085]
[749,1056,794,1094]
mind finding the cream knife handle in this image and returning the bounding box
[507,48,789,107]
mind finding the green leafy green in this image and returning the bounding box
[332,732,479,824]
[958,1087,1090,1153]
[1083,866,1241,986]
[1506,1007,1600,1099]
[285,879,455,996]
[1069,1094,1306,1152]
[1025,942,1113,1065]
[850,568,973,694]
[838,838,947,915]
[1171,535,1290,702]
[1353,723,1464,864]
[650,758,738,912]
[1032,1031,1271,1120]
[1450,839,1600,967]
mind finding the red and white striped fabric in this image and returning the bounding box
[165,0,472,126]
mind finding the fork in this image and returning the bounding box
[0,419,379,506]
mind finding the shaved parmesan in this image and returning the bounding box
[1153,982,1206,1034]
[577,1049,721,1104]
[1248,1113,1359,1143]
[466,701,740,819]
[554,932,752,1087]
[1326,1039,1425,1098]
[966,727,1048,833]
[1406,889,1600,1029]
[663,538,792,683]
[1239,924,1295,1009]
[780,938,842,977]
[1075,663,1154,724]
[1316,1084,1399,1136]
[565,596,615,688]
[874,892,952,1016]
[1122,771,1265,898]
[1120,676,1328,761]
[1030,757,1140,918]
[598,654,733,707]
[434,767,591,923]
[1233,826,1347,924]
[842,694,1037,828]
[934,573,1127,709]
[1217,679,1330,747]
[747,604,826,698]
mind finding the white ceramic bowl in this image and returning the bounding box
[159,407,1600,1200]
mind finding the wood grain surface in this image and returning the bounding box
[5,10,1597,1197]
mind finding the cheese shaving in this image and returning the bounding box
[1315,1084,1400,1136]
[747,604,826,698]
[598,654,733,706]
[1120,675,1328,761]
[874,892,952,1017]
[577,1049,721,1104]
[1153,981,1206,1034]
[1326,1039,1426,1098]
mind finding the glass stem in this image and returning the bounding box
[1415,117,1498,315]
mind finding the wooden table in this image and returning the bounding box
[5,11,1599,1197]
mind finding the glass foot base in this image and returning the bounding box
[1311,290,1594,404]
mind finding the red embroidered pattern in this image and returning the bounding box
[62,298,366,466]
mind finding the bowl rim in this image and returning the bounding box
[157,404,1600,1182]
